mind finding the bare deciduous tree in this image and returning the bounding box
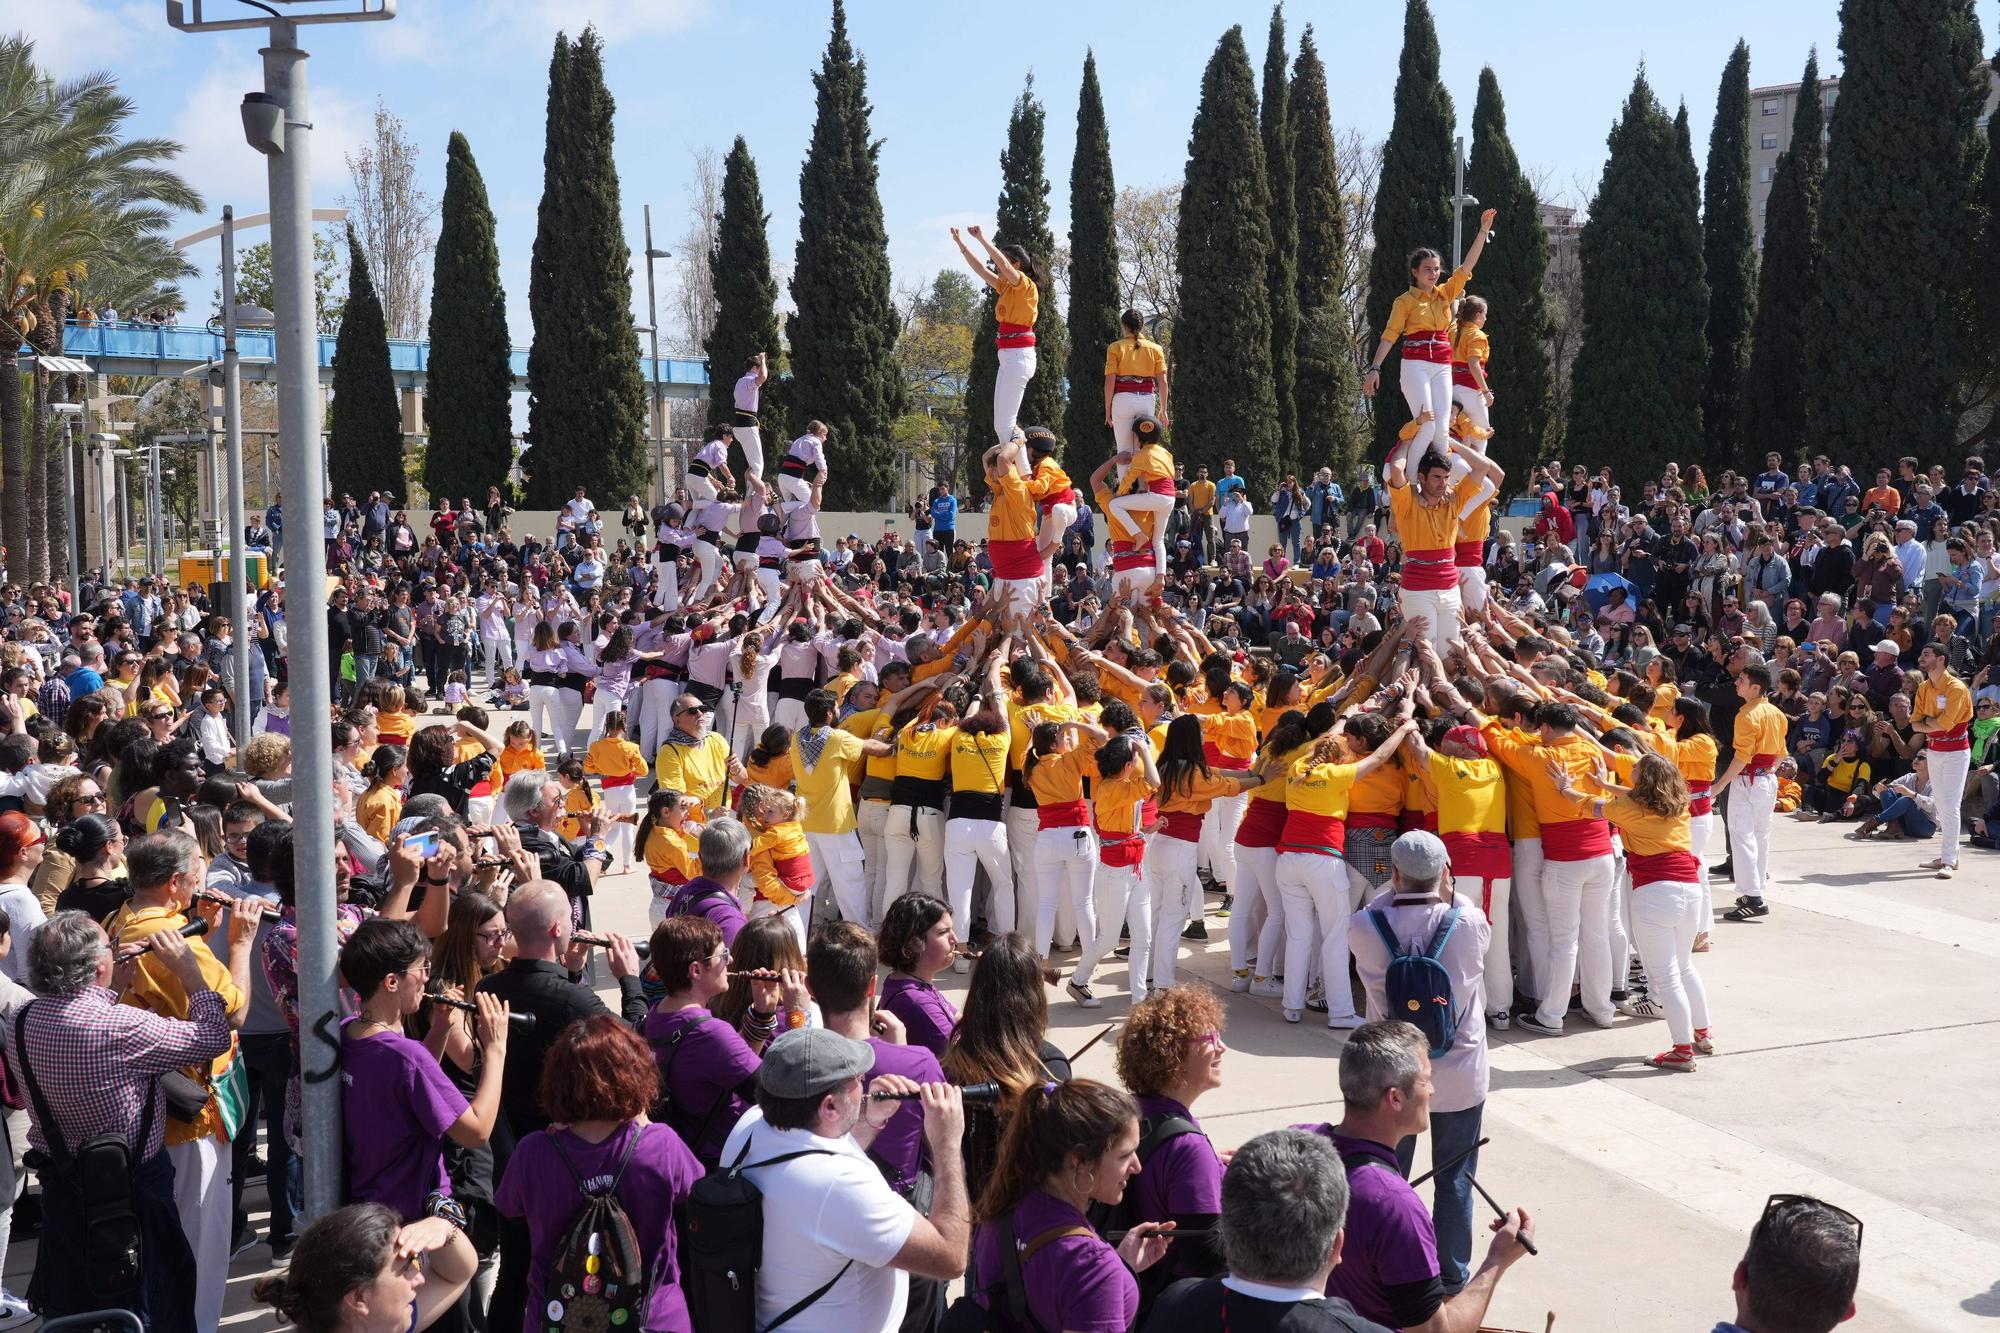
[1334,128,1383,352]
[1537,169,1590,444]
[670,147,722,358]
[1115,183,1181,334]
[343,100,436,341]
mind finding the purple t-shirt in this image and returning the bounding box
[341,1018,467,1220]
[971,1188,1135,1333]
[863,1037,943,1192]
[493,1121,703,1333]
[664,877,746,948]
[1128,1093,1223,1278]
[643,1006,759,1168]
[879,974,959,1058]
[1302,1127,1439,1325]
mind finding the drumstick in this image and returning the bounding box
[1465,1171,1538,1257]
[1067,1021,1120,1064]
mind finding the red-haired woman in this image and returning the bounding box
[495,1015,703,1333]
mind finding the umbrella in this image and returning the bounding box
[1584,572,1636,613]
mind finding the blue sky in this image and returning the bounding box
[23,0,1981,347]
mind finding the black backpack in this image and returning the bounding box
[680,1138,849,1333]
[649,1015,733,1163]
[1083,1111,1199,1240]
[543,1128,649,1332]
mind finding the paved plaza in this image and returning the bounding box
[24,744,1991,1331]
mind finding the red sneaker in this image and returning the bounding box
[1646,1045,1697,1072]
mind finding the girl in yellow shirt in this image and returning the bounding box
[1363,207,1496,473]
[742,785,816,948]
[635,787,700,925]
[356,743,407,843]
[952,222,1048,445]
[1022,715,1112,969]
[583,708,648,872]
[1108,415,1178,584]
[1068,728,1159,1008]
[1450,295,1493,434]
[1152,714,1262,996]
[1102,309,1171,455]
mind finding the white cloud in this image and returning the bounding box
[16,0,155,77]
[362,0,708,70]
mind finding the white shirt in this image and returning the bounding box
[1349,888,1492,1114]
[720,1107,917,1333]
[564,497,596,522]
[0,885,46,985]
[1221,493,1252,533]
[1894,538,1927,590]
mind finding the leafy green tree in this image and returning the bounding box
[1702,41,1757,469]
[1565,70,1708,475]
[787,0,906,508]
[1175,25,1280,484]
[329,223,404,501]
[1464,66,1557,488]
[522,28,652,507]
[1262,6,1301,478]
[226,230,346,332]
[705,137,782,435]
[1744,51,1824,463]
[423,131,514,504]
[1365,0,1455,457]
[1062,52,1122,468]
[1805,0,1987,472]
[1290,25,1361,480]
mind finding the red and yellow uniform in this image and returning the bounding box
[1733,700,1789,776]
[1455,466,1495,570]
[1198,710,1257,773]
[744,749,794,791]
[1120,442,1178,500]
[558,781,600,840]
[585,736,647,791]
[1674,733,1719,817]
[1094,771,1156,868]
[986,465,1041,580]
[1776,774,1803,813]
[643,822,698,887]
[1430,750,1510,880]
[748,819,815,908]
[1383,266,1471,364]
[995,273,1039,345]
[1603,796,1697,887]
[1105,334,1168,391]
[1026,744,1091,829]
[375,710,415,744]
[1389,481,1462,592]
[1400,760,1438,833]
[1093,479,1156,582]
[1278,754,1359,857]
[1450,322,1490,390]
[1238,741,1312,850]
[1158,767,1243,844]
[1483,725,1611,861]
[1026,456,1077,515]
[1005,698,1074,812]
[498,742,544,787]
[1915,673,1973,751]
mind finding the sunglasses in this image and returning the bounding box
[1755,1193,1862,1254]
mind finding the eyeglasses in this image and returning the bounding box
[476,927,510,944]
[706,948,731,967]
[1755,1193,1862,1254]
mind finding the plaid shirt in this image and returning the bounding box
[8,986,230,1160]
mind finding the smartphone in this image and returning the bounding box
[403,830,441,859]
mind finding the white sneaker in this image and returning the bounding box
[0,1295,32,1332]
[1281,1008,1303,1024]
[1066,980,1103,1009]
[1584,1010,1616,1029]
[1230,969,1252,993]
[1487,1011,1512,1031]
[1249,977,1284,998]
[1326,1011,1365,1030]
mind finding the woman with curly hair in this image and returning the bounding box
[1112,985,1229,1297]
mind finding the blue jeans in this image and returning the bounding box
[351,652,379,702]
[1876,793,1936,838]
[1396,1101,1485,1294]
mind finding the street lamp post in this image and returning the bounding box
[167,0,395,1225]
[220,207,258,752]
[1451,135,1481,271]
[50,403,84,604]
[639,207,670,507]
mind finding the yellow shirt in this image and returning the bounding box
[1284,757,1358,817]
[841,709,900,786]
[950,726,1012,795]
[1105,336,1168,379]
[1094,772,1156,835]
[655,732,732,811]
[111,902,244,1147]
[1649,683,1682,722]
[1428,750,1507,836]
[1603,795,1691,857]
[1733,699,1789,762]
[996,272,1039,329]
[1198,711,1258,764]
[375,710,415,743]
[1026,457,1073,504]
[1349,762,1405,818]
[1187,479,1217,515]
[748,820,814,907]
[1158,767,1241,817]
[894,721,957,783]
[1008,700,1076,775]
[826,671,860,705]
[558,783,600,840]
[1389,482,1460,554]
[1026,745,1090,807]
[357,785,403,842]
[1383,266,1470,342]
[793,726,867,834]
[584,737,648,782]
[643,823,699,883]
[1674,733,1718,787]
[745,751,794,791]
[498,744,544,786]
[1915,674,1973,739]
[987,467,1038,544]
[1451,324,1490,372]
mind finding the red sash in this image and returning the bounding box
[1346,810,1399,831]
[1402,329,1452,364]
[600,774,636,789]
[1158,809,1204,842]
[1443,829,1511,881]
[1096,820,1147,868]
[1929,720,1971,752]
[1037,488,1078,515]
[1037,799,1089,830]
[988,536,1043,580]
[1146,477,1178,497]
[997,322,1036,348]
[1454,540,1484,568]
[1540,817,1613,862]
[1200,742,1252,771]
[1234,796,1288,849]
[1402,547,1457,591]
[1111,545,1156,573]
[1451,365,1480,389]
[1686,779,1712,817]
[1278,810,1347,857]
[1628,850,1701,888]
[1741,754,1779,778]
[1112,376,1156,395]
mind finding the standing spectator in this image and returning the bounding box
[1271,475,1306,563]
[1221,487,1253,555]
[1185,466,1217,560]
[0,814,47,985]
[930,481,959,553]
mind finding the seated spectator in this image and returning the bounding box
[1145,1128,1395,1333]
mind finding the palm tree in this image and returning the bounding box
[0,35,201,579]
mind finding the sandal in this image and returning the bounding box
[1692,931,1711,953]
[1936,865,1956,880]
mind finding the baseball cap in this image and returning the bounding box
[758,1028,874,1099]
[1870,640,1898,657]
[1390,830,1450,882]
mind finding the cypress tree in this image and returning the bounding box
[1175,26,1280,484]
[1062,52,1121,464]
[1566,70,1709,476]
[705,137,783,432]
[1261,6,1301,478]
[1806,0,1987,474]
[1702,41,1757,471]
[965,75,1068,459]
[522,28,651,507]
[1463,67,1557,488]
[1967,46,2000,435]
[423,131,514,505]
[1365,0,1456,458]
[788,0,905,509]
[329,222,404,503]
[1290,26,1361,480]
[1743,50,1824,463]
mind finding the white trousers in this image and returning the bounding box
[651,560,681,612]
[1005,804,1044,946]
[601,782,636,869]
[1535,854,1616,1028]
[777,473,813,507]
[754,568,783,619]
[944,816,1014,936]
[994,345,1037,443]
[635,677,679,776]
[806,829,870,928]
[1462,873,1513,1017]
[558,687,585,754]
[881,805,946,920]
[170,1134,231,1333]
[1930,745,1971,866]
[750,894,808,952]
[773,695,808,737]
[1034,826,1098,961]
[1688,811,1715,931]
[1148,834,1202,990]
[686,473,719,506]
[1510,837,1547,1005]
[730,696,771,763]
[690,541,724,603]
[855,801,892,925]
[1108,491,1175,578]
[1278,851,1363,1018]
[1234,844,1283,976]
[736,424,764,479]
[1630,880,1711,1045]
[1400,585,1463,658]
[1110,390,1158,456]
[1038,502,1078,589]
[529,684,565,754]
[1198,790,1246,894]
[1075,861,1149,994]
[1449,384,1498,517]
[481,633,513,690]
[1457,563,1489,614]
[1726,772,1778,902]
[1393,357,1454,469]
[648,874,677,926]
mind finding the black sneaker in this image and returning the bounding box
[270,1233,296,1261]
[1713,860,1735,881]
[231,1228,260,1261]
[1181,921,1208,941]
[1723,899,1769,921]
[1112,945,1130,959]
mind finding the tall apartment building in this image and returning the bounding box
[1750,64,2000,246]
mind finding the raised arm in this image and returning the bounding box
[1460,207,1498,277]
[951,225,1011,291]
